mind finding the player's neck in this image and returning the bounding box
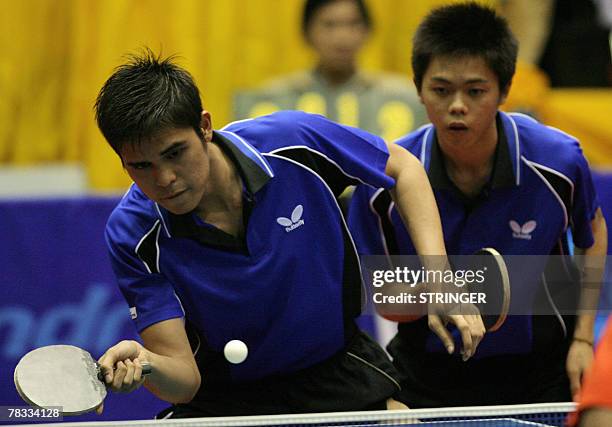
[195,143,244,235]
[316,63,357,87]
[446,160,494,198]
[440,125,498,197]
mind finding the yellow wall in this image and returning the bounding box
[1,0,609,191]
[541,89,612,167]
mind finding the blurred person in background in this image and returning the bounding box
[233,0,427,144]
[495,0,554,118]
[539,0,612,87]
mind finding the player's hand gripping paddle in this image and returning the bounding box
[471,248,510,331]
[14,345,151,415]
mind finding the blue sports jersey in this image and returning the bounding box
[348,112,599,357]
[105,111,394,382]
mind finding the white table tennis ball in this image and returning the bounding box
[223,340,248,364]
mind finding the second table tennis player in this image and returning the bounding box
[92,49,481,417]
[348,2,607,408]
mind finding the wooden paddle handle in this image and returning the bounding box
[141,361,152,376]
[97,361,152,381]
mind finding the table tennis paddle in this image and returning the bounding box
[470,247,510,332]
[14,344,151,415]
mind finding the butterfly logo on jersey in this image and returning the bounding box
[509,220,536,240]
[277,205,305,232]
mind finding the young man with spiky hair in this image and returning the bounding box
[93,50,478,417]
[348,2,607,407]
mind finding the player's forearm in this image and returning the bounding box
[384,142,450,300]
[390,158,447,263]
[143,350,201,403]
[139,319,202,404]
[573,209,608,343]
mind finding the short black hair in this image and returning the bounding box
[94,48,204,155]
[302,0,371,35]
[412,2,518,92]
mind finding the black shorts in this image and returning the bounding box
[157,330,400,418]
[390,316,573,408]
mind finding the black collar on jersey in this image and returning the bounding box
[167,131,270,252]
[212,131,272,195]
[427,114,515,205]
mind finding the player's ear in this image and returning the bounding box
[200,111,213,143]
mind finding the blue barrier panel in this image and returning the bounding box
[0,196,166,422]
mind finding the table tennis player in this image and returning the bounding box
[347,2,607,408]
[92,49,479,417]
